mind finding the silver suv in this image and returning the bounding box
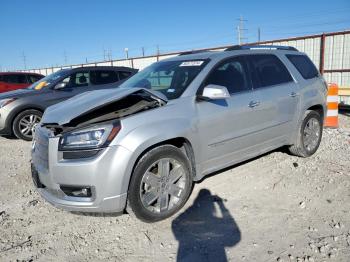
[31,46,327,222]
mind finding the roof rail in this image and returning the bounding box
[225,45,298,51]
[178,50,212,56]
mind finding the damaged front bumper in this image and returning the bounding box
[31,127,134,213]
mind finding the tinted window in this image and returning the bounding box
[90,70,119,85]
[61,72,90,88]
[204,57,250,94]
[118,71,131,80]
[3,74,28,84]
[248,55,293,88]
[28,74,43,83]
[286,54,319,80]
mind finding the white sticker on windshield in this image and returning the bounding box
[167,89,175,93]
[180,61,204,67]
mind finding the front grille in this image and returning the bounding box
[32,126,50,172]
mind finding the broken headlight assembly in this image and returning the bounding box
[58,122,121,151]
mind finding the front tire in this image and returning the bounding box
[289,110,323,157]
[12,109,42,141]
[127,145,193,223]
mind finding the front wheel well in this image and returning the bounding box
[131,137,196,180]
[10,108,44,134]
[11,107,43,125]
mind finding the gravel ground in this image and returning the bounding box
[1,114,350,262]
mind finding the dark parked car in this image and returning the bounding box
[0,66,137,140]
[0,72,44,93]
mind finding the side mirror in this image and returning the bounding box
[200,84,230,100]
[54,82,67,90]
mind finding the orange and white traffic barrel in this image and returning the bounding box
[324,83,339,128]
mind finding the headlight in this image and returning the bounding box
[58,122,121,151]
[0,98,17,108]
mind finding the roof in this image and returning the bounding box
[161,45,301,62]
[67,66,137,71]
[0,72,44,76]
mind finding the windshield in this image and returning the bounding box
[27,70,68,90]
[119,60,208,100]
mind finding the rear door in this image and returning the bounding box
[90,70,121,90]
[246,54,300,143]
[196,56,264,173]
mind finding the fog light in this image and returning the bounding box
[60,186,92,198]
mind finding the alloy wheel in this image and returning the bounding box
[139,158,187,214]
[303,117,321,152]
[18,114,41,138]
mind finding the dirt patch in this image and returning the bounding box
[1,115,350,261]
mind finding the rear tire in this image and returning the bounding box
[12,109,42,141]
[127,145,193,223]
[288,110,323,157]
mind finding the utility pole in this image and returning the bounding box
[156,45,160,56]
[21,52,27,70]
[108,49,112,61]
[142,47,145,57]
[258,27,261,42]
[124,48,129,59]
[103,48,106,61]
[236,15,248,45]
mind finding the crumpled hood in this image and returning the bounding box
[42,87,167,126]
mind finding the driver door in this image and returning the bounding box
[195,56,262,174]
[45,71,92,106]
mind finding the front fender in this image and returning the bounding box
[117,118,197,194]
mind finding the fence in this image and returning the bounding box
[19,30,350,104]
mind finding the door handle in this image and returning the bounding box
[248,101,260,108]
[290,92,299,97]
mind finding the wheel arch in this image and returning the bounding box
[307,104,325,121]
[10,106,44,137]
[130,137,196,182]
[9,105,44,127]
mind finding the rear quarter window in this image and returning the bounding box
[286,54,319,80]
[118,71,132,80]
[91,70,119,85]
[28,74,43,83]
[248,54,293,88]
